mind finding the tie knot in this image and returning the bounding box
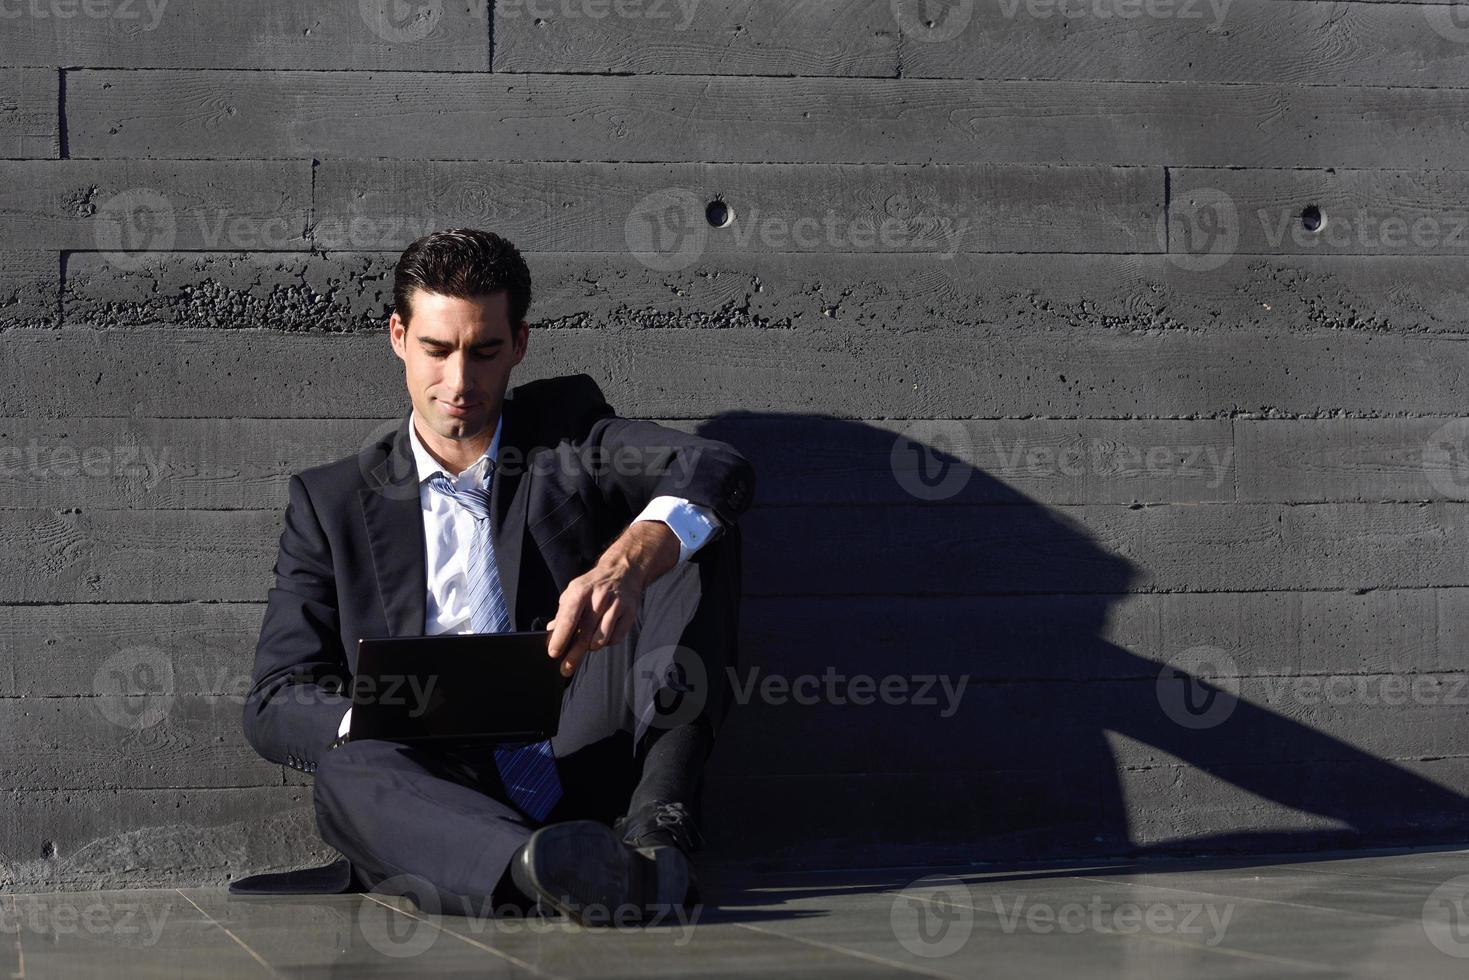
[427,472,492,521]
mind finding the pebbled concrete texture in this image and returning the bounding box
[61,252,1469,336]
[3,4,1469,890]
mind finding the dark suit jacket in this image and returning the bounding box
[242,373,755,776]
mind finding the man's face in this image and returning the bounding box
[388,290,528,441]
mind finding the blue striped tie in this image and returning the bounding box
[427,471,563,822]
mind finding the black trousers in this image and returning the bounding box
[311,528,741,914]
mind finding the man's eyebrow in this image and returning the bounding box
[416,336,505,350]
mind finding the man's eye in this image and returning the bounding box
[473,352,498,360]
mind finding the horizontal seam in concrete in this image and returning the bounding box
[7,584,1469,607]
[736,587,1469,597]
[0,501,1462,511]
[52,67,1469,94]
[45,156,1469,173]
[1,786,307,792]
[8,412,1469,421]
[0,501,1464,512]
[9,412,1469,421]
[8,673,1468,699]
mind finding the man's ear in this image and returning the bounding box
[512,320,530,363]
[388,312,407,362]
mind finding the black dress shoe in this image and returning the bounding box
[514,820,689,927]
[613,801,702,909]
[228,858,357,897]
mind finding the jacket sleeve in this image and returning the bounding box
[242,473,352,772]
[586,417,755,530]
[566,375,755,531]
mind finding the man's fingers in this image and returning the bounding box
[546,614,574,660]
[612,603,637,646]
[561,633,592,676]
[558,606,601,675]
[593,604,624,650]
[548,580,640,676]
[547,595,589,660]
[582,604,611,650]
[561,648,582,677]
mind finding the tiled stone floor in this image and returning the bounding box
[4,846,1468,978]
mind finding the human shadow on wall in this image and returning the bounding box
[693,413,1469,869]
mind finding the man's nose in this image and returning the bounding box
[440,352,471,394]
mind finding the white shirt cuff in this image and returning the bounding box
[633,496,722,563]
[338,706,352,739]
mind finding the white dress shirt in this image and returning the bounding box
[339,409,722,737]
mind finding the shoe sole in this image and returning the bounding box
[520,821,643,926]
[634,844,691,914]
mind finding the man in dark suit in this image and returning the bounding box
[237,229,754,924]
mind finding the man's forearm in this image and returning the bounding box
[600,519,682,589]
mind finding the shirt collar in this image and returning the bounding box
[407,407,502,486]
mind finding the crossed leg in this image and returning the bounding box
[310,527,742,916]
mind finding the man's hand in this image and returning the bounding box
[547,520,681,677]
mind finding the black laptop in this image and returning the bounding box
[351,630,565,744]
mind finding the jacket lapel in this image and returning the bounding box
[358,414,427,637]
[490,389,532,629]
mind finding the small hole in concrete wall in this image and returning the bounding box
[42,840,56,859]
[1301,204,1324,233]
[706,200,734,229]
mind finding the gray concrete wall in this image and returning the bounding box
[3,1,1468,888]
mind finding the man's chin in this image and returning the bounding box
[430,406,491,438]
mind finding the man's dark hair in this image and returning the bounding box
[392,228,532,329]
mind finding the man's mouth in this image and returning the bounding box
[438,401,479,419]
